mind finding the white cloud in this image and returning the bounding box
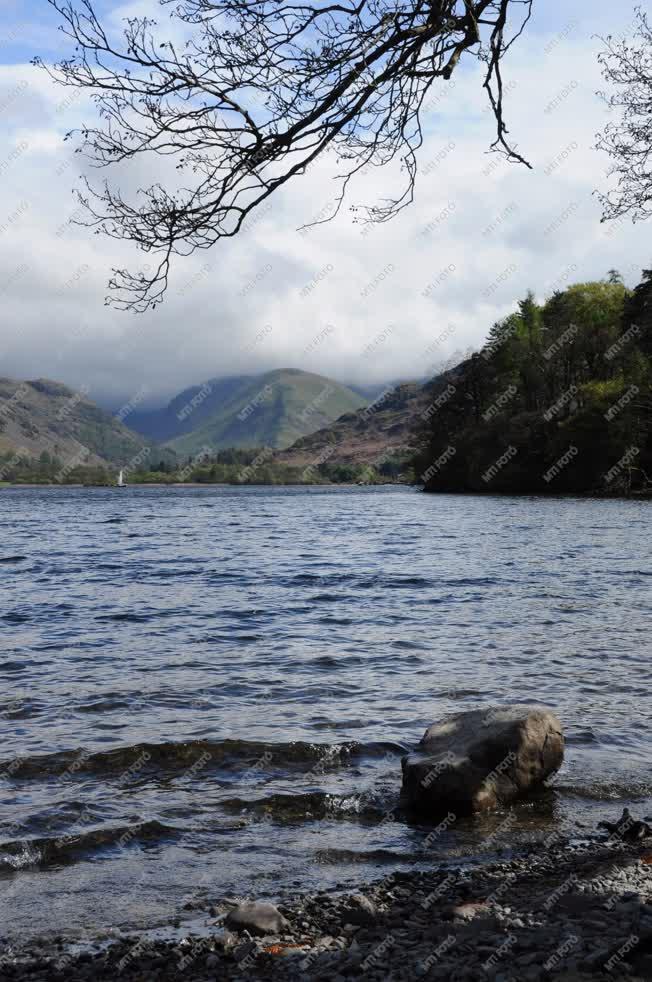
[0,2,649,408]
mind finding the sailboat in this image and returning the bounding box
[117,469,127,488]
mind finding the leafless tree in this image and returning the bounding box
[40,0,533,311]
[597,7,652,227]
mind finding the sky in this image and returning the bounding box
[0,0,650,409]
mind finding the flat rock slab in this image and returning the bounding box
[401,705,563,816]
[225,901,290,936]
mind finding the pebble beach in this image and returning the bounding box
[5,827,652,981]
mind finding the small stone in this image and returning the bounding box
[451,902,491,921]
[582,947,612,970]
[225,901,290,937]
[515,953,540,967]
[233,939,258,961]
[342,894,378,925]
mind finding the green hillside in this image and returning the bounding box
[162,369,366,456]
[0,377,150,475]
[127,376,250,443]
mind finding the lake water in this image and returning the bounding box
[1,485,651,942]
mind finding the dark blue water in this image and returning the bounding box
[1,485,651,942]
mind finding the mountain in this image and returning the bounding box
[127,376,251,444]
[275,379,434,474]
[0,377,149,468]
[128,369,366,456]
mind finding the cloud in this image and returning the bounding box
[0,0,649,409]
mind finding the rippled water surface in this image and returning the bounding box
[1,485,651,941]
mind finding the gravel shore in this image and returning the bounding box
[4,831,652,980]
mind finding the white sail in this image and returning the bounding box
[117,469,125,487]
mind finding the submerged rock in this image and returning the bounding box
[225,900,289,936]
[401,705,563,816]
[598,807,652,841]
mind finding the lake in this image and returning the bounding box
[1,485,651,942]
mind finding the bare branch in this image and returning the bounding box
[39,0,532,311]
[596,7,652,225]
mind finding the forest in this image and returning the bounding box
[415,271,652,495]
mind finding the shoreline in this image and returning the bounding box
[5,832,652,980]
[1,482,650,500]
[0,481,404,489]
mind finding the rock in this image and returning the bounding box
[341,894,378,925]
[598,807,652,841]
[633,955,652,977]
[582,947,613,971]
[450,902,491,921]
[225,900,290,936]
[233,938,258,962]
[515,953,540,967]
[401,706,563,816]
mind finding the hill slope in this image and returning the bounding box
[0,377,149,468]
[130,369,366,456]
[275,379,433,473]
[127,376,250,444]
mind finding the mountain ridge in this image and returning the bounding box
[127,368,366,455]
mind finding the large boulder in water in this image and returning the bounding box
[401,706,563,816]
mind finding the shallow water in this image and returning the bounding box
[1,485,651,941]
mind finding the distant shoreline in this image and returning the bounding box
[1,482,650,500]
[0,481,401,489]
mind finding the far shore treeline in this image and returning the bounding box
[2,271,651,495]
[0,447,405,487]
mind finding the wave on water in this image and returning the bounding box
[220,789,395,823]
[384,576,434,589]
[1,738,407,782]
[0,820,178,872]
[277,572,439,591]
[95,612,155,623]
[553,779,652,802]
[315,847,418,865]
